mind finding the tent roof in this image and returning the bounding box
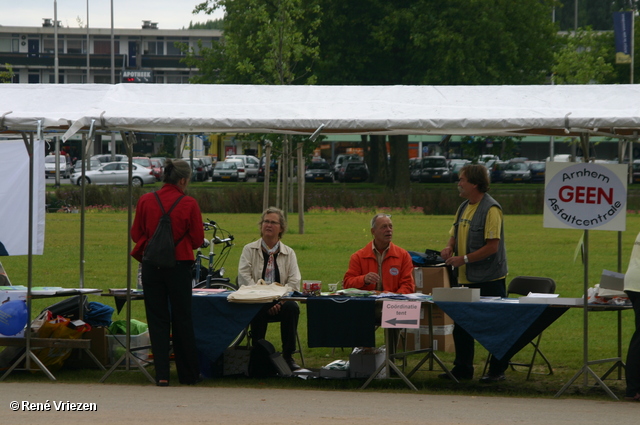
[1,84,639,140]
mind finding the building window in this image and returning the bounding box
[48,71,64,84]
[94,74,113,84]
[144,41,164,55]
[43,38,64,54]
[166,38,184,56]
[94,40,120,55]
[67,38,83,54]
[67,73,85,83]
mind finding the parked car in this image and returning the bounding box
[150,158,164,181]
[91,154,126,163]
[333,154,361,174]
[305,161,335,183]
[338,161,369,183]
[413,156,452,183]
[489,161,508,183]
[44,154,73,179]
[183,157,207,182]
[70,162,155,187]
[226,154,259,178]
[257,156,277,182]
[501,161,531,183]
[198,156,214,178]
[632,160,640,184]
[73,159,101,174]
[528,161,546,183]
[449,160,470,182]
[211,161,240,182]
[224,158,247,181]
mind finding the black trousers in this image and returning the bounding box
[626,290,640,397]
[451,278,509,378]
[250,300,300,359]
[142,262,200,384]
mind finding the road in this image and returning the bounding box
[1,382,638,425]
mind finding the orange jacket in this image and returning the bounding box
[343,241,415,294]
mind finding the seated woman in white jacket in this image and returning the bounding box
[238,207,301,370]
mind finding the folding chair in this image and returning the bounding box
[483,276,556,380]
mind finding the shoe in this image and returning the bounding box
[181,375,204,385]
[438,372,471,381]
[156,380,169,387]
[479,373,506,383]
[624,393,640,401]
[285,357,301,371]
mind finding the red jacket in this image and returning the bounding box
[343,241,415,294]
[130,184,204,262]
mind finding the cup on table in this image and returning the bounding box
[328,283,338,293]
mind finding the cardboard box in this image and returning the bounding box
[432,287,480,302]
[222,347,251,376]
[598,270,626,298]
[107,330,150,366]
[413,267,450,294]
[349,349,386,379]
[419,304,454,326]
[404,326,455,353]
[68,326,109,368]
[599,270,625,291]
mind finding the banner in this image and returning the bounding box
[614,11,633,64]
[0,139,45,255]
[543,162,627,232]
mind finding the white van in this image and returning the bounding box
[226,155,259,178]
[44,154,73,179]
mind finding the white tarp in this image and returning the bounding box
[1,84,640,138]
[0,139,45,256]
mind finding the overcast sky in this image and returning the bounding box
[1,0,224,30]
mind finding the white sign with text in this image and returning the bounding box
[543,162,627,231]
[381,301,421,329]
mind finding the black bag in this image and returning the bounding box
[248,339,282,378]
[408,249,444,267]
[41,295,88,321]
[142,193,185,268]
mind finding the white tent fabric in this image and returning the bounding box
[1,84,640,139]
[0,139,45,256]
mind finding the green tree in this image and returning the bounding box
[315,0,557,190]
[552,27,615,84]
[0,63,13,83]
[188,19,224,30]
[186,0,321,85]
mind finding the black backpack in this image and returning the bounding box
[142,193,185,268]
[248,339,281,378]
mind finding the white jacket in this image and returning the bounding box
[237,239,301,292]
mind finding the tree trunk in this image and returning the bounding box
[388,135,410,191]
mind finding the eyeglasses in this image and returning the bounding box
[262,219,280,226]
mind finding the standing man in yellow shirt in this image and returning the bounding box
[440,164,509,383]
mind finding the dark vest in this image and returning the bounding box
[454,193,507,283]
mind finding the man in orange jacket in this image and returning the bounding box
[343,213,415,294]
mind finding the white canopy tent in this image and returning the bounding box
[2,83,640,390]
[1,83,639,139]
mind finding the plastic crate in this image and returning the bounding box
[107,330,150,366]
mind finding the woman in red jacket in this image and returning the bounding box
[131,159,205,386]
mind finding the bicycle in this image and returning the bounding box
[192,219,237,291]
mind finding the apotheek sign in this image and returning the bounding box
[543,162,627,232]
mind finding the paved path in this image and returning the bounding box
[1,382,638,424]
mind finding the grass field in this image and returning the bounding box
[1,210,639,398]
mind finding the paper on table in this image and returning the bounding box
[525,293,559,298]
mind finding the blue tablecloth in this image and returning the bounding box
[191,293,263,365]
[435,301,569,360]
[306,297,377,348]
